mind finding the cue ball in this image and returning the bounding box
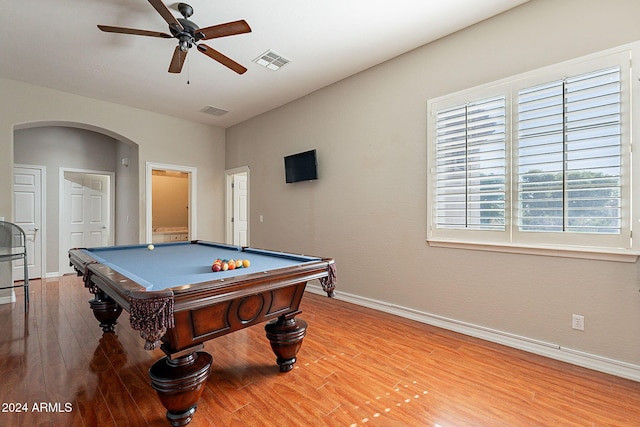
[147,244,154,250]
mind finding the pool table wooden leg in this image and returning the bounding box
[265,314,308,372]
[88,290,123,333]
[149,350,213,427]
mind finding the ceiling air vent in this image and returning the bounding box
[253,50,290,71]
[200,105,229,117]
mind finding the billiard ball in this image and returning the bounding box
[147,244,154,250]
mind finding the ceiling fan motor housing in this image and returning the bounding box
[171,18,203,51]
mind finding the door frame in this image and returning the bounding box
[13,163,46,280]
[58,167,115,275]
[225,166,250,245]
[145,162,197,244]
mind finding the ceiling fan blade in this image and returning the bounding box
[147,0,184,32]
[197,20,251,40]
[98,25,172,38]
[169,46,188,73]
[197,44,247,74]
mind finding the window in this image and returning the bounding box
[517,67,621,235]
[427,44,638,261]
[435,96,506,231]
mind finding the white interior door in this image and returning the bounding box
[233,173,248,246]
[60,171,112,274]
[13,165,44,280]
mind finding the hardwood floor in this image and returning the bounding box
[1,275,640,426]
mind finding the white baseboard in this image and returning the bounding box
[0,290,16,305]
[46,272,60,279]
[305,283,640,382]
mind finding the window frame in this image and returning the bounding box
[426,43,639,262]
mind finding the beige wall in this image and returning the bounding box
[0,78,226,254]
[226,0,640,369]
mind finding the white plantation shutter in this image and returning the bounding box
[435,96,506,230]
[517,67,621,234]
[427,44,635,258]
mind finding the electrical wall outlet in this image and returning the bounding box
[572,314,585,331]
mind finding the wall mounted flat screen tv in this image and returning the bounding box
[284,149,318,183]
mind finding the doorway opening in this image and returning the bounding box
[146,162,197,244]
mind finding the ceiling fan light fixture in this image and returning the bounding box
[253,50,290,71]
[179,38,191,52]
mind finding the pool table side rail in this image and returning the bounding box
[70,247,335,354]
[70,248,334,308]
[83,258,334,311]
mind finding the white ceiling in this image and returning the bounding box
[1,0,529,128]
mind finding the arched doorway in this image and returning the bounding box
[13,122,139,277]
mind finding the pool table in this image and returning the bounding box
[69,241,336,426]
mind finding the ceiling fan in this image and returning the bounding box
[98,1,251,74]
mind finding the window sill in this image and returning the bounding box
[427,239,639,263]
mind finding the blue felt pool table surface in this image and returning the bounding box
[79,241,321,291]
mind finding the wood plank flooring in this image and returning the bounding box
[1,275,640,426]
